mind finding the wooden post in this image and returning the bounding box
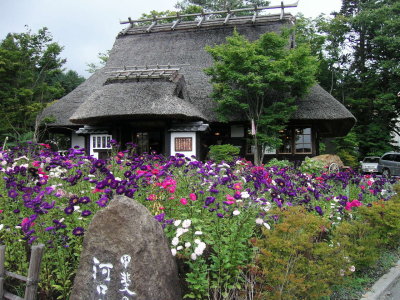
[24,244,44,300]
[0,245,5,298]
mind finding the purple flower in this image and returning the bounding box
[81,210,92,217]
[205,196,215,206]
[116,185,126,195]
[154,213,165,222]
[79,196,91,204]
[315,206,324,216]
[8,189,18,199]
[64,206,74,215]
[69,195,80,206]
[38,177,47,186]
[45,226,56,231]
[72,227,84,236]
[217,213,224,218]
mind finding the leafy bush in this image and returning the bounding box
[264,158,292,168]
[208,144,239,162]
[298,156,325,174]
[254,207,350,299]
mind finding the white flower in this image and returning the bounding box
[185,242,191,248]
[194,239,201,244]
[194,247,204,256]
[177,246,183,251]
[263,223,271,230]
[172,237,179,246]
[194,231,203,235]
[241,191,250,198]
[340,269,345,276]
[0,224,4,230]
[255,218,264,225]
[182,219,192,229]
[233,210,240,216]
[174,220,182,227]
[59,218,65,223]
[74,206,81,212]
[171,249,177,256]
[175,228,184,237]
[349,266,356,272]
[190,253,197,260]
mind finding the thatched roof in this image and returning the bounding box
[293,85,355,137]
[41,12,355,137]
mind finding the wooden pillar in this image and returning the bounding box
[24,244,44,300]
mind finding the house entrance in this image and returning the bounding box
[132,131,162,154]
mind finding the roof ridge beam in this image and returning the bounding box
[120,1,299,25]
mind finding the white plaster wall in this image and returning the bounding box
[71,134,85,149]
[170,132,196,158]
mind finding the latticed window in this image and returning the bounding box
[278,127,312,154]
[92,135,112,149]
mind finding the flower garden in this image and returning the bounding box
[0,142,399,299]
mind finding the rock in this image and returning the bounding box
[70,195,182,300]
[311,154,345,168]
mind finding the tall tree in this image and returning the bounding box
[0,27,82,144]
[337,0,400,156]
[205,31,317,165]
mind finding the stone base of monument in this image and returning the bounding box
[70,195,182,300]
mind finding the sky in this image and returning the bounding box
[0,0,341,78]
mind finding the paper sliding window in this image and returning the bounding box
[92,135,112,149]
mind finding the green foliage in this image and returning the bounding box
[208,144,239,162]
[205,30,317,165]
[333,129,359,167]
[333,220,381,272]
[357,197,400,249]
[295,1,400,158]
[264,158,292,169]
[254,207,349,299]
[0,27,82,144]
[298,156,325,174]
[86,50,110,74]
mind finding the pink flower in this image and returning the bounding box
[32,161,40,167]
[148,194,157,201]
[180,198,188,205]
[226,194,235,201]
[360,185,365,190]
[0,210,3,213]
[189,193,197,201]
[233,183,242,190]
[345,202,352,211]
[350,199,362,207]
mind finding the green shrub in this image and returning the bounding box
[254,207,350,300]
[208,144,240,162]
[333,220,381,272]
[264,158,292,168]
[298,156,325,175]
[357,197,400,249]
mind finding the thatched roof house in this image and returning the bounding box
[41,5,355,160]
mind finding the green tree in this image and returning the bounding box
[0,27,66,143]
[86,50,110,74]
[205,31,317,165]
[0,27,82,145]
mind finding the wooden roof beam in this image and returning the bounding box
[120,1,299,25]
[197,11,206,27]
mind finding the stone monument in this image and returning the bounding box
[70,195,182,300]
